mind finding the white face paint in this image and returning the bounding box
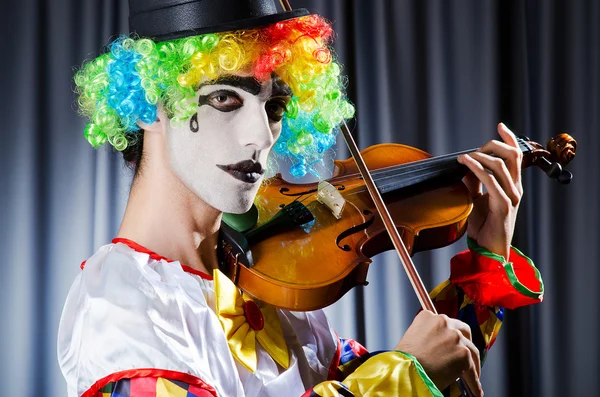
[166,75,291,214]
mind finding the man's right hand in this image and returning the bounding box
[395,310,484,396]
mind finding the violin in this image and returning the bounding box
[221,133,577,311]
[224,2,577,395]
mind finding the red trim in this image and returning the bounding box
[112,238,213,280]
[180,264,213,280]
[112,238,174,263]
[508,248,540,293]
[82,368,218,397]
[327,332,342,381]
[80,239,213,280]
[301,389,313,397]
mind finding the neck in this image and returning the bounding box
[117,155,222,275]
[358,136,533,195]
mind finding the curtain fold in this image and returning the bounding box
[0,1,597,396]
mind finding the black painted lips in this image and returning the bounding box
[217,160,265,184]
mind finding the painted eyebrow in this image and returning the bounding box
[199,76,262,96]
[271,75,293,98]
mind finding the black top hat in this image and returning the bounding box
[129,0,310,42]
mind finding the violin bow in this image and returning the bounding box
[337,121,477,397]
[278,1,474,395]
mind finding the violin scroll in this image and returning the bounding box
[521,133,577,184]
[547,133,577,165]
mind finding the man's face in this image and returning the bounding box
[166,74,292,213]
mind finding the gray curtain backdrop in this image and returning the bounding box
[1,0,597,396]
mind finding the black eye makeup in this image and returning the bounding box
[265,97,290,122]
[198,90,243,112]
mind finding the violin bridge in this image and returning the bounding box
[316,180,346,219]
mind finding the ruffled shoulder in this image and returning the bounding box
[57,243,243,397]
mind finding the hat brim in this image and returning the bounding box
[132,8,311,42]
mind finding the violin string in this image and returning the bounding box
[370,138,531,182]
[369,151,472,189]
[327,138,532,191]
[375,156,464,178]
[346,140,533,194]
[298,194,311,204]
[372,152,468,177]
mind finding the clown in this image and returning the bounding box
[58,1,544,396]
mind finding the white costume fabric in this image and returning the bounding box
[57,241,338,397]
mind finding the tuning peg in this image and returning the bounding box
[535,157,573,184]
[537,157,562,179]
[557,170,573,184]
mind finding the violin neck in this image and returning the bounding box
[372,137,534,194]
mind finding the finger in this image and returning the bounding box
[460,342,483,396]
[497,122,519,148]
[462,375,484,397]
[448,319,481,378]
[447,318,484,396]
[478,139,523,188]
[416,309,436,323]
[497,123,523,193]
[464,337,482,379]
[467,152,521,206]
[458,153,512,210]
[462,171,483,200]
[449,318,473,341]
[460,358,484,397]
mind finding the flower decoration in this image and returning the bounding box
[214,269,289,372]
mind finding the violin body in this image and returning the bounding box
[229,143,473,311]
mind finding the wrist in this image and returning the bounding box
[467,236,509,262]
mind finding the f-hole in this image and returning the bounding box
[336,210,374,251]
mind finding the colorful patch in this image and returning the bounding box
[92,377,216,397]
[328,338,372,381]
[431,279,503,365]
[304,381,354,397]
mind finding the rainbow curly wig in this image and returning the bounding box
[75,15,354,178]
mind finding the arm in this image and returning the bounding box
[304,208,544,397]
[303,338,443,397]
[433,237,543,362]
[302,237,544,397]
[429,238,543,397]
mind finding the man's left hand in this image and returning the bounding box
[457,123,523,261]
